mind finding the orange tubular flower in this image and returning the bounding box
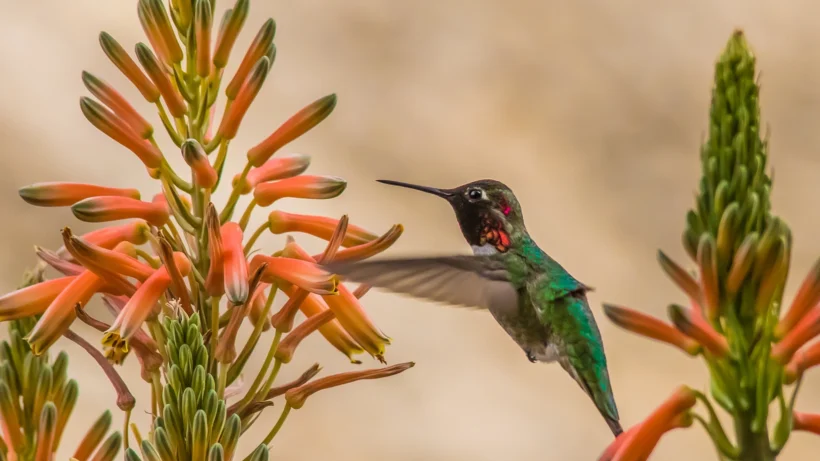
[222,222,249,304]
[71,194,169,226]
[247,282,272,332]
[253,175,346,207]
[247,94,338,167]
[657,250,702,303]
[62,234,136,297]
[313,224,404,262]
[234,153,311,194]
[212,0,249,69]
[19,182,140,208]
[605,386,696,461]
[285,362,414,409]
[0,277,76,322]
[282,242,390,359]
[275,309,335,363]
[99,32,160,102]
[181,139,218,188]
[603,304,701,356]
[267,211,377,247]
[57,221,150,258]
[225,18,275,100]
[68,234,153,281]
[784,340,820,383]
[793,411,820,435]
[26,271,106,355]
[137,0,173,66]
[772,308,820,364]
[668,304,729,357]
[205,205,225,296]
[134,43,186,118]
[106,252,190,341]
[80,97,162,169]
[82,71,153,138]
[251,255,337,295]
[142,0,182,64]
[776,257,820,338]
[193,0,212,77]
[217,57,270,140]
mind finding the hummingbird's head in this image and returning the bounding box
[377,179,524,253]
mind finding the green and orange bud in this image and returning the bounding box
[34,402,57,460]
[72,194,170,227]
[603,304,701,356]
[212,0,249,68]
[657,251,701,304]
[254,174,345,207]
[793,411,820,436]
[135,43,187,118]
[67,233,153,281]
[80,97,162,169]
[19,182,140,208]
[726,232,758,295]
[217,57,270,140]
[182,139,218,188]
[144,0,182,63]
[247,94,337,167]
[82,71,153,138]
[0,277,75,322]
[58,222,150,258]
[62,233,136,297]
[777,256,820,338]
[90,432,122,461]
[247,282,272,332]
[784,339,820,384]
[205,205,225,296]
[99,32,160,102]
[222,222,249,304]
[668,304,729,358]
[285,362,413,409]
[194,0,212,77]
[696,234,720,321]
[225,18,275,100]
[234,153,311,194]
[137,0,172,67]
[275,310,334,364]
[267,210,377,247]
[772,308,820,364]
[320,224,403,263]
[72,410,112,461]
[252,255,337,295]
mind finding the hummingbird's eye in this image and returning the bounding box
[467,189,483,201]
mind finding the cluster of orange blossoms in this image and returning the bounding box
[0,0,412,459]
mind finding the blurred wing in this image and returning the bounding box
[324,256,519,314]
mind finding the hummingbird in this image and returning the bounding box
[325,179,622,436]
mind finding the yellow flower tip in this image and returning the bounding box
[134,42,186,117]
[217,56,270,139]
[285,361,414,410]
[268,210,377,247]
[240,153,312,193]
[71,195,169,226]
[668,304,728,358]
[247,94,338,167]
[80,97,162,169]
[194,0,212,77]
[212,0,249,68]
[181,139,218,188]
[253,175,346,207]
[20,182,141,208]
[603,303,701,356]
[99,31,160,102]
[225,18,276,100]
[82,71,153,138]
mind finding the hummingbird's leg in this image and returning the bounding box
[525,350,537,363]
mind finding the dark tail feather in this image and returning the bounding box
[605,416,623,437]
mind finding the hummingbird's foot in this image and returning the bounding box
[525,350,537,363]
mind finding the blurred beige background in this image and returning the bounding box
[1,0,820,459]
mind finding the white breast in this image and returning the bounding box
[471,244,499,255]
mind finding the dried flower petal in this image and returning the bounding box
[80,97,162,169]
[253,175,346,206]
[603,304,701,356]
[72,194,170,226]
[19,182,140,207]
[267,211,377,246]
[225,18,275,100]
[285,362,413,409]
[99,32,160,102]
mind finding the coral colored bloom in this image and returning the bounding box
[251,255,337,295]
[0,277,75,322]
[71,194,169,226]
[234,153,311,194]
[776,257,820,338]
[80,97,163,169]
[657,250,701,303]
[217,57,270,139]
[26,270,106,355]
[603,304,701,356]
[785,340,820,384]
[225,19,275,99]
[772,308,820,364]
[19,182,140,207]
[82,71,153,138]
[793,411,820,435]
[35,246,85,276]
[193,0,212,77]
[212,0,249,68]
[205,205,225,296]
[314,224,404,262]
[668,304,728,357]
[253,175,346,207]
[181,139,218,188]
[285,362,414,409]
[68,236,153,281]
[247,94,337,167]
[57,221,150,258]
[135,43,186,117]
[222,222,249,304]
[275,310,335,364]
[267,210,377,247]
[99,32,160,102]
[62,233,137,296]
[137,0,173,66]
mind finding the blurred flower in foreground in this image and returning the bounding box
[0,0,412,458]
[601,30,819,460]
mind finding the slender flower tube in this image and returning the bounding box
[224,18,275,100]
[194,0,212,77]
[314,224,404,262]
[275,310,335,363]
[267,211,377,247]
[212,0,249,68]
[217,57,270,139]
[247,94,337,167]
[72,411,113,461]
[62,234,137,296]
[82,71,153,138]
[234,153,311,194]
[72,194,169,226]
[99,32,160,102]
[285,362,414,409]
[19,182,140,207]
[205,205,225,296]
[0,277,75,321]
[253,175,346,207]
[80,97,162,169]
[668,304,729,357]
[57,221,150,258]
[135,43,186,117]
[68,234,153,281]
[137,0,172,66]
[251,255,337,295]
[222,222,249,304]
[26,270,106,355]
[247,282,272,332]
[603,304,701,356]
[784,339,820,383]
[142,0,182,63]
[182,139,218,188]
[793,411,820,435]
[772,308,820,364]
[776,257,820,338]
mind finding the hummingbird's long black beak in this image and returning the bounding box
[377,179,454,199]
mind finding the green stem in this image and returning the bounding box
[244,219,269,255]
[123,409,132,450]
[220,163,253,223]
[235,330,282,411]
[261,404,292,445]
[156,102,183,146]
[237,199,257,231]
[228,287,278,384]
[210,296,220,372]
[217,363,228,400]
[255,360,282,402]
